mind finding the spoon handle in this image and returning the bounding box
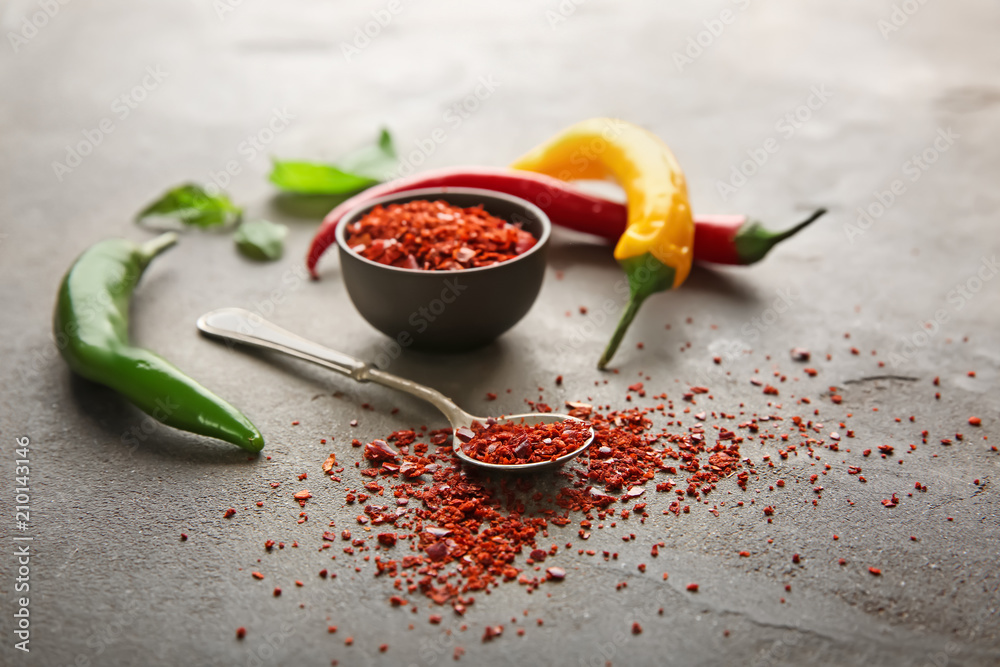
[197,308,368,378]
[196,308,476,427]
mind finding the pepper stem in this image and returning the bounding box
[733,208,826,265]
[598,294,645,370]
[139,232,180,263]
[598,253,676,369]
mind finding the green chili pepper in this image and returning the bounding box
[54,233,265,452]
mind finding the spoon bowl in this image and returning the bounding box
[450,412,594,473]
[196,308,594,472]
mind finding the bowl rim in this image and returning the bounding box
[334,186,552,275]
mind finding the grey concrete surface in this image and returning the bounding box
[1,1,998,665]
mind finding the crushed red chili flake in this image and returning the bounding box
[223,508,236,519]
[458,418,591,465]
[230,356,989,632]
[968,416,981,426]
[345,199,536,271]
[236,627,246,639]
[632,622,642,634]
[868,567,881,576]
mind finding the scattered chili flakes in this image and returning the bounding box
[632,622,642,634]
[969,416,981,426]
[239,361,981,630]
[868,567,882,576]
[223,508,236,519]
[236,627,246,640]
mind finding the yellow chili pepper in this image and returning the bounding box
[511,118,694,368]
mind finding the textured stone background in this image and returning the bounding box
[1,1,998,665]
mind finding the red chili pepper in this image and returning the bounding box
[305,166,825,278]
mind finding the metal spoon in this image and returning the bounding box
[196,308,594,472]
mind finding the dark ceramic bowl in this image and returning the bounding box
[335,187,551,351]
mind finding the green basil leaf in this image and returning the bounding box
[269,128,397,195]
[268,161,380,196]
[136,183,242,230]
[234,220,288,261]
[337,127,397,180]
